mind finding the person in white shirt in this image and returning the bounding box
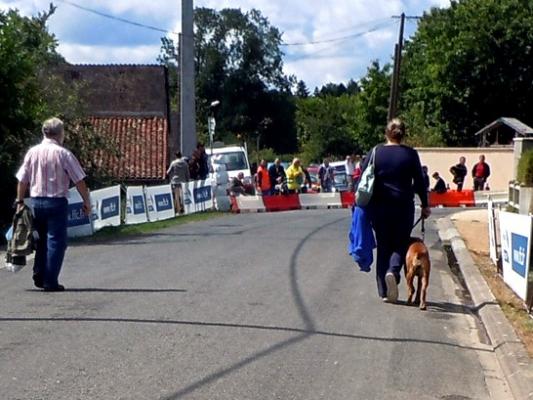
[345,155,355,192]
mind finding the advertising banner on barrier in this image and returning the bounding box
[499,211,532,301]
[67,187,93,237]
[145,184,175,222]
[125,186,148,225]
[182,178,214,215]
[91,186,121,231]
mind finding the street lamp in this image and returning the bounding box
[208,100,220,151]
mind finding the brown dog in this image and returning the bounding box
[405,237,431,310]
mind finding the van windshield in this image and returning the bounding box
[211,151,248,172]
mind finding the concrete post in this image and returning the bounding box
[180,0,196,158]
[513,137,533,182]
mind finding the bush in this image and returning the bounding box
[517,150,533,186]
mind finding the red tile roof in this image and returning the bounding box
[90,116,168,181]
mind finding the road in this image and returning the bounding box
[0,209,511,399]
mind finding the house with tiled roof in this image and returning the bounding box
[58,64,178,183]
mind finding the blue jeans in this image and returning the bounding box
[32,197,68,289]
[370,201,414,298]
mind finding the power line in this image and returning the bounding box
[54,0,180,35]
[281,21,394,46]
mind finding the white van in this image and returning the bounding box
[207,145,252,182]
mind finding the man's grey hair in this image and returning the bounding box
[42,117,64,137]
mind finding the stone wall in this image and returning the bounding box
[416,147,513,192]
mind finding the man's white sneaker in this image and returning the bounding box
[385,272,398,303]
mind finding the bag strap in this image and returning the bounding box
[367,145,377,166]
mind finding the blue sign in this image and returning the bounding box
[511,233,528,277]
[132,195,146,215]
[154,193,173,212]
[101,196,120,220]
[193,186,212,203]
[68,202,90,227]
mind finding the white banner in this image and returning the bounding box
[182,178,214,215]
[125,186,148,225]
[487,201,498,266]
[145,184,175,222]
[91,186,121,231]
[499,211,532,301]
[67,187,93,237]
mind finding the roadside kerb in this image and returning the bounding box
[437,216,533,400]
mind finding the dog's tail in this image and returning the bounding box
[413,254,423,267]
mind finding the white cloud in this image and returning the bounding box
[1,0,451,87]
[58,43,160,64]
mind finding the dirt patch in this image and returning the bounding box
[453,219,533,357]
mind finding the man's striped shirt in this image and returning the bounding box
[16,138,86,198]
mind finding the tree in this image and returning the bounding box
[0,6,118,229]
[295,80,309,98]
[159,7,297,154]
[0,6,58,227]
[352,61,391,151]
[401,0,533,146]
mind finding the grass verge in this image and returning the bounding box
[74,211,226,243]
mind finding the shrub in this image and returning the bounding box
[517,150,533,186]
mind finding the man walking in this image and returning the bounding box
[318,158,335,193]
[15,117,90,291]
[167,152,190,213]
[450,156,467,191]
[472,154,490,191]
[345,155,355,191]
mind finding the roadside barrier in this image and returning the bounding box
[231,192,355,213]
[262,194,301,212]
[340,192,355,208]
[429,189,508,207]
[232,195,266,213]
[429,190,475,207]
[299,193,342,209]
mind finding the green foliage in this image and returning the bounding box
[401,0,533,145]
[517,150,533,186]
[159,7,297,155]
[0,6,120,229]
[352,61,391,151]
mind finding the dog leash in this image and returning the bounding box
[412,215,426,241]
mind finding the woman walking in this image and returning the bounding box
[359,119,431,302]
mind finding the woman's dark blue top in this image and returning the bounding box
[360,144,428,208]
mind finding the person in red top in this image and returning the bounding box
[255,159,272,196]
[471,154,491,191]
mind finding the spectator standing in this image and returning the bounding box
[431,172,447,194]
[345,155,355,191]
[268,158,286,193]
[422,166,430,192]
[359,118,430,303]
[166,152,190,213]
[190,143,209,180]
[353,155,363,187]
[318,158,335,193]
[256,159,272,196]
[15,118,91,291]
[230,172,247,196]
[286,158,305,193]
[450,156,468,191]
[472,154,490,191]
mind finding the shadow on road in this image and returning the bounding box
[1,215,494,399]
[24,288,187,293]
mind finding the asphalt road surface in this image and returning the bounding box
[0,209,510,399]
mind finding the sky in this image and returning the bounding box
[0,0,450,90]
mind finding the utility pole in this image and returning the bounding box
[387,13,405,121]
[180,0,196,157]
[387,13,420,121]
